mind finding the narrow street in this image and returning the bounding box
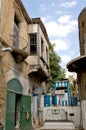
[33,126,80,130]
[0,0,86,130]
[31,105,81,130]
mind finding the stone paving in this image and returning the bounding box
[33,127,82,130]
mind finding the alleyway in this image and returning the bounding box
[33,126,81,130]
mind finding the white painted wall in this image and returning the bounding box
[81,100,86,129]
[40,106,81,128]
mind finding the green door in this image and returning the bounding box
[5,91,15,130]
[6,79,23,130]
[20,96,32,130]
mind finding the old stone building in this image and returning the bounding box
[27,18,50,126]
[0,0,50,130]
[67,7,86,129]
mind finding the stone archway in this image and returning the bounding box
[5,78,23,130]
[7,78,23,94]
[5,78,32,130]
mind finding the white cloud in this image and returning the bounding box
[60,1,77,8]
[58,15,77,27]
[41,16,51,23]
[60,55,71,65]
[70,20,78,27]
[45,20,77,38]
[45,21,67,37]
[58,55,71,69]
[58,15,71,24]
[43,14,77,38]
[51,39,70,52]
[40,6,78,70]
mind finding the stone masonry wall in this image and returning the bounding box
[0,55,7,126]
[0,0,30,127]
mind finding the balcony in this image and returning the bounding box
[9,34,29,63]
[67,55,86,73]
[26,55,50,82]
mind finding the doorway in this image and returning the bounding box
[5,78,32,130]
[5,79,22,130]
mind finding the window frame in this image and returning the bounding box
[13,15,20,48]
[29,33,37,54]
[41,37,44,57]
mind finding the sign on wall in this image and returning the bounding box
[55,90,65,95]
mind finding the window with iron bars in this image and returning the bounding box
[29,33,37,54]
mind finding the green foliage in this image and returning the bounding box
[69,82,77,93]
[70,84,76,92]
[49,43,66,88]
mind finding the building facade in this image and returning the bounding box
[0,0,50,130]
[27,18,50,126]
[67,7,86,129]
[53,79,70,106]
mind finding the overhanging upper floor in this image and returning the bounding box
[67,55,86,73]
[26,54,50,82]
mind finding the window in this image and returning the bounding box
[41,37,44,57]
[13,16,19,48]
[82,21,84,28]
[29,33,37,54]
[46,47,48,63]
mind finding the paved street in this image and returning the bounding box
[33,126,82,130]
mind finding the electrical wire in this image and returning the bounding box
[71,51,80,59]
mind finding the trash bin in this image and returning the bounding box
[0,123,3,130]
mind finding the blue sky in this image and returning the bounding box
[22,0,86,76]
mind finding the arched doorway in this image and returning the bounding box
[5,79,22,130]
[5,78,32,130]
